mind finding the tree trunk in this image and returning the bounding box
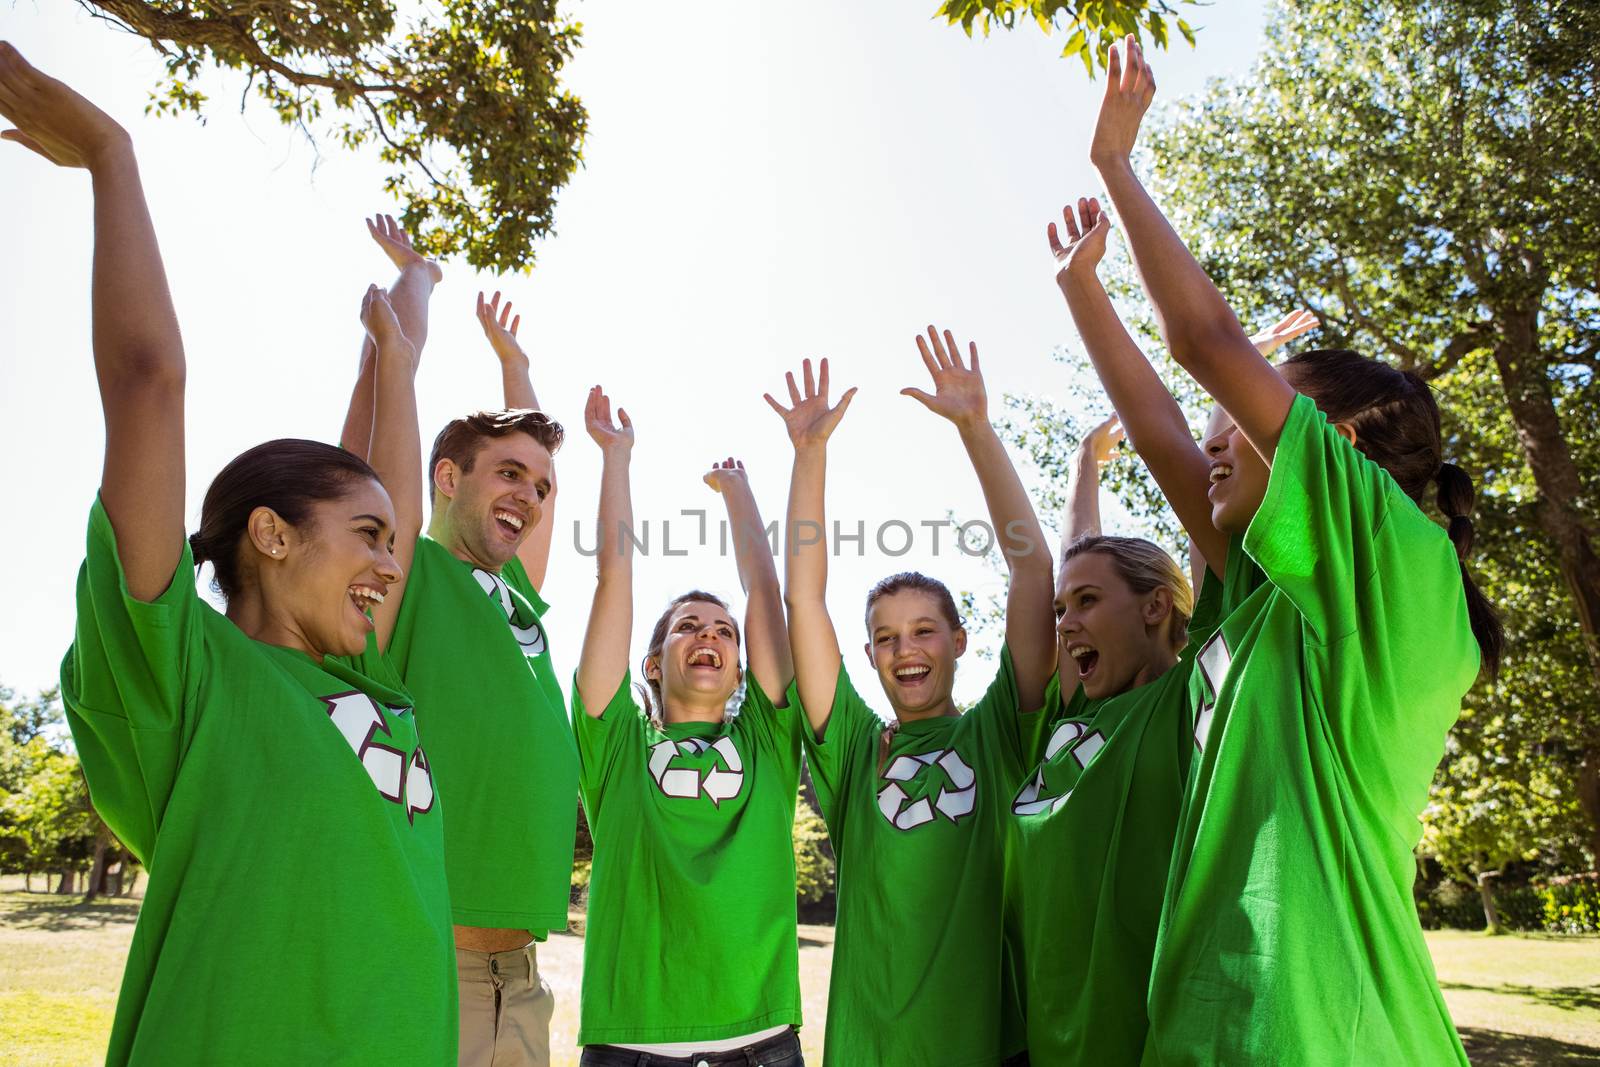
[55,869,75,895]
[121,867,140,898]
[23,871,31,893]
[84,826,113,903]
[1478,870,1503,934]
[1490,313,1600,869]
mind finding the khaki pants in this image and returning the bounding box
[458,944,554,1067]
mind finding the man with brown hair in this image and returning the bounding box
[345,281,578,1067]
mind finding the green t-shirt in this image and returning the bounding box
[1008,566,1229,1066]
[572,672,803,1045]
[799,649,1045,1067]
[385,536,578,934]
[1146,394,1479,1065]
[60,499,455,1066]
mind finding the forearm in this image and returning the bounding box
[1098,159,1295,456]
[1061,270,1194,456]
[576,450,634,715]
[1096,160,1249,362]
[386,262,437,366]
[722,487,790,694]
[368,338,423,539]
[340,343,376,458]
[783,446,830,610]
[957,422,1051,581]
[1063,449,1102,545]
[500,356,539,411]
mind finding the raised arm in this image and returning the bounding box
[1049,198,1228,572]
[766,359,856,736]
[475,290,557,585]
[0,45,184,600]
[476,291,540,409]
[340,214,441,458]
[359,286,422,649]
[1063,414,1123,546]
[1089,38,1297,461]
[575,387,635,717]
[902,327,1055,710]
[705,458,793,700]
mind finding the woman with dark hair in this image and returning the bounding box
[1084,38,1502,1066]
[572,387,804,1066]
[771,340,1056,1067]
[2,46,453,1064]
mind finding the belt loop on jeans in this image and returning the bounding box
[525,944,536,991]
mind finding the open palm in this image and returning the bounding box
[765,358,856,448]
[902,326,986,431]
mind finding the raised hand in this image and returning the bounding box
[901,326,987,431]
[0,42,130,170]
[1077,413,1125,465]
[1249,309,1321,356]
[360,284,412,354]
[764,357,857,449]
[476,290,527,366]
[1088,35,1157,169]
[584,385,634,454]
[1049,197,1112,286]
[704,457,749,496]
[366,213,443,284]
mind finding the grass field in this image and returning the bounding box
[2,879,1595,1066]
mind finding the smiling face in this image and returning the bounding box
[434,431,553,571]
[1054,550,1175,700]
[264,477,403,658]
[651,599,743,714]
[864,589,966,721]
[1201,403,1272,536]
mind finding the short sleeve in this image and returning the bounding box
[965,645,1029,770]
[793,666,883,829]
[59,497,205,864]
[734,674,804,799]
[1244,393,1392,643]
[570,670,644,813]
[501,556,551,617]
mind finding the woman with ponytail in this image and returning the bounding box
[1082,37,1502,1067]
[5,48,453,1064]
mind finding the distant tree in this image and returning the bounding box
[794,792,835,906]
[936,0,1200,74]
[74,0,586,272]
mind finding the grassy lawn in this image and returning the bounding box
[2,878,1594,1066]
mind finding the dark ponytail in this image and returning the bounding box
[191,439,381,602]
[1284,350,1504,679]
[1435,461,1504,678]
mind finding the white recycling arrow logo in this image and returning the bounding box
[324,691,435,822]
[876,747,977,831]
[648,736,745,805]
[473,568,547,657]
[1011,720,1105,817]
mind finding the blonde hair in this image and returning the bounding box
[1061,534,1194,650]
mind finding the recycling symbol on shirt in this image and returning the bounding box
[648,736,746,805]
[1011,720,1105,818]
[472,568,547,657]
[323,691,436,823]
[876,747,977,831]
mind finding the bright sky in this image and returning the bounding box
[0,0,1267,706]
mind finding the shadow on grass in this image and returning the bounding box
[0,892,139,932]
[1443,981,1600,1013]
[1459,1028,1600,1066]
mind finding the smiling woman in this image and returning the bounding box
[0,41,456,1066]
[570,388,805,1063]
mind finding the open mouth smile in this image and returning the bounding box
[347,583,386,630]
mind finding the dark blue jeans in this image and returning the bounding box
[580,1029,803,1067]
